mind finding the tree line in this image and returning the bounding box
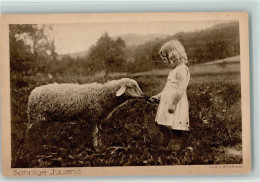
[10,21,239,78]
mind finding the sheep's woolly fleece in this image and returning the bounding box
[27,78,141,125]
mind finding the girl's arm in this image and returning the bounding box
[169,68,189,113]
[149,92,161,103]
[155,92,162,100]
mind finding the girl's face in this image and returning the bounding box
[160,54,178,69]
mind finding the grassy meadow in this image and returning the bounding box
[11,57,242,167]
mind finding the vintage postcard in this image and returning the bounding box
[1,12,250,177]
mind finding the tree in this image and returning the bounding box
[87,32,126,75]
[9,24,58,75]
[172,21,240,63]
[9,24,37,74]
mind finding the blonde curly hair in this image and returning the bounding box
[159,39,188,64]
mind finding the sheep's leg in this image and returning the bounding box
[92,123,99,148]
[97,123,102,147]
[27,112,46,130]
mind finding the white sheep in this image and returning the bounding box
[27,78,146,148]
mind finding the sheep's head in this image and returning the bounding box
[116,78,147,99]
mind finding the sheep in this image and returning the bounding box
[27,78,146,148]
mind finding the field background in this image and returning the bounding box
[9,22,242,167]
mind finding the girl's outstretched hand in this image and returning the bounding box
[168,104,177,114]
[149,96,160,103]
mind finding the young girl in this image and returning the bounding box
[150,39,190,131]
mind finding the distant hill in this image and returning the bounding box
[57,50,89,61]
[58,33,169,60]
[170,21,240,64]
[113,33,169,46]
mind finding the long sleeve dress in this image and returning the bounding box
[155,65,190,131]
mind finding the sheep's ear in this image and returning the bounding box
[116,85,126,97]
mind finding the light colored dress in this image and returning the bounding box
[155,65,190,131]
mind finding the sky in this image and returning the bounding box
[50,20,230,55]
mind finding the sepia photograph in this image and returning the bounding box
[0,12,250,176]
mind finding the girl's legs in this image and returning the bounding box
[158,124,172,138]
[157,124,190,148]
[158,125,174,148]
[172,130,190,148]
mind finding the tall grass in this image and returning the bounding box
[11,65,242,167]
